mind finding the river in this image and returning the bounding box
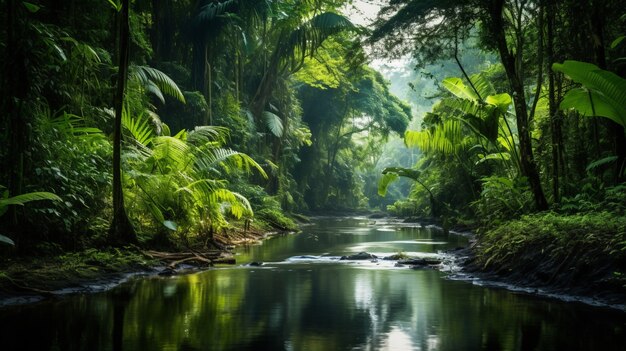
[1,217,625,350]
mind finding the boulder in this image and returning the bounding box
[340,252,378,260]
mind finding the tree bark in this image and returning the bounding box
[488,0,548,210]
[5,0,29,248]
[109,0,137,244]
[546,0,562,202]
[590,0,626,182]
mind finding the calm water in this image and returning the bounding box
[1,217,625,350]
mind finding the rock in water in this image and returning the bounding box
[340,252,378,260]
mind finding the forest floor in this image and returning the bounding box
[0,223,293,306]
[457,211,626,309]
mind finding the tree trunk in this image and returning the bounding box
[488,0,548,210]
[546,0,562,202]
[590,0,626,182]
[5,0,29,248]
[151,0,174,63]
[191,39,206,93]
[109,0,137,245]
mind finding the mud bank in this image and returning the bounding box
[450,212,626,309]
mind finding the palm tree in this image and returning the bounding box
[122,112,266,239]
[109,0,136,244]
[249,11,355,119]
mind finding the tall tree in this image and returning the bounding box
[109,0,137,244]
[485,0,548,210]
[370,0,549,210]
[3,0,29,247]
[545,0,562,202]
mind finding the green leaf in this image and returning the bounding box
[262,111,284,137]
[122,108,155,146]
[131,66,186,103]
[0,192,62,207]
[378,172,398,196]
[106,0,122,11]
[442,77,478,101]
[586,156,618,172]
[163,220,178,231]
[22,1,40,13]
[476,152,511,165]
[485,93,512,113]
[0,234,15,246]
[553,60,626,127]
[560,88,626,126]
[610,35,625,49]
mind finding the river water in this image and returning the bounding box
[1,217,625,350]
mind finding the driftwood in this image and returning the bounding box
[142,250,235,268]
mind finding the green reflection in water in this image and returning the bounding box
[0,217,625,350]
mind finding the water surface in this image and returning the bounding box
[1,217,625,350]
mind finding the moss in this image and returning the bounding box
[0,247,156,294]
[255,208,298,231]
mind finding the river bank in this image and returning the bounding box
[455,211,626,309]
[0,222,296,306]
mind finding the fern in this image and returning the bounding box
[586,156,618,172]
[122,108,155,146]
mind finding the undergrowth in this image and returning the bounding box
[476,211,626,290]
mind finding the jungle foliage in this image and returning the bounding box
[0,0,410,254]
[1,0,625,258]
[373,0,626,229]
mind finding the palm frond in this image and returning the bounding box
[191,0,237,31]
[0,234,15,246]
[0,192,62,207]
[281,12,355,71]
[442,77,478,101]
[263,111,284,137]
[131,65,186,103]
[46,112,104,137]
[151,136,193,172]
[405,120,465,155]
[586,156,618,172]
[187,126,229,145]
[194,147,267,179]
[377,172,399,197]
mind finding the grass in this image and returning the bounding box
[474,211,626,293]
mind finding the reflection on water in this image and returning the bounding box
[1,217,625,350]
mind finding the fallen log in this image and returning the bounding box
[143,250,236,267]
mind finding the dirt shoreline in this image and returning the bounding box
[449,245,626,310]
[3,215,624,311]
[0,229,295,307]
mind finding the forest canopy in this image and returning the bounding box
[0,0,412,251]
[0,0,625,255]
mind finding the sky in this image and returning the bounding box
[343,0,383,26]
[343,1,412,73]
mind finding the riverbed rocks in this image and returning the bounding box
[340,252,378,260]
